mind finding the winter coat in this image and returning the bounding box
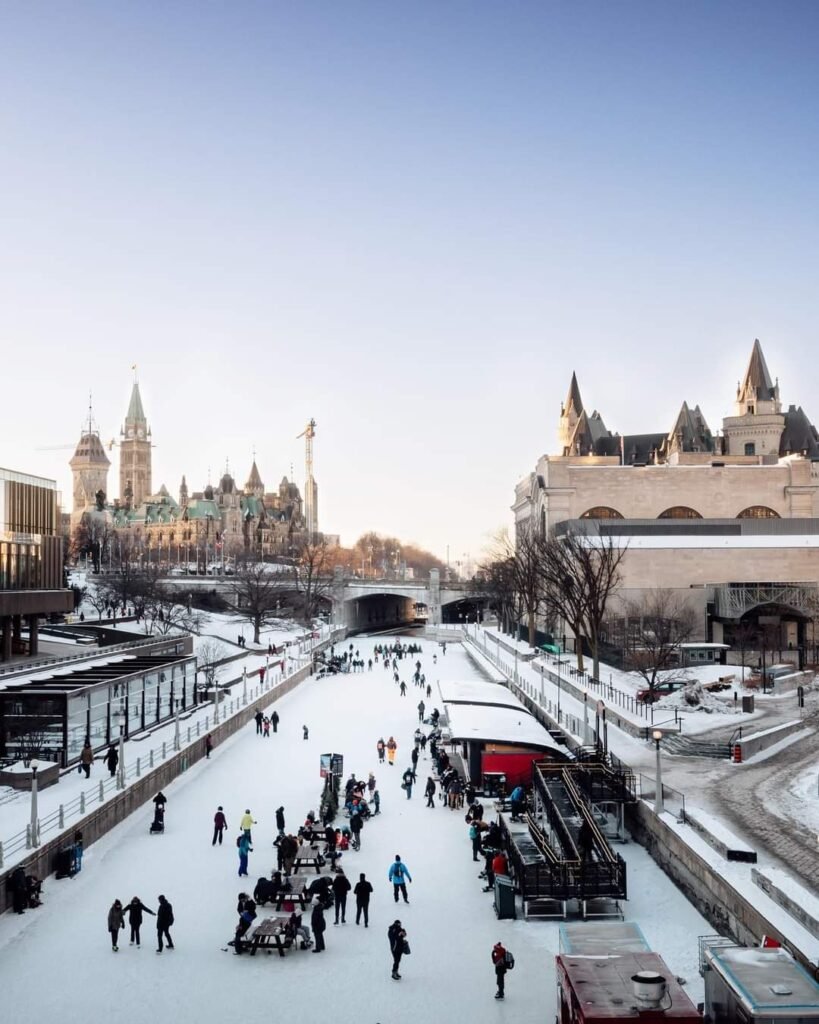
[108,904,125,932]
[425,779,436,796]
[80,745,94,766]
[354,880,373,904]
[510,786,524,804]
[127,900,155,925]
[240,812,254,831]
[275,809,285,832]
[349,814,362,835]
[311,904,326,934]
[238,835,253,857]
[271,712,279,725]
[388,922,406,952]
[156,899,174,929]
[332,874,351,897]
[388,860,411,885]
[492,852,509,877]
[105,748,118,770]
[492,943,507,967]
[214,810,227,829]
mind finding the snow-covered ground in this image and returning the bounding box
[0,636,710,1023]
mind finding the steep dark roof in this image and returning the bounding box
[667,401,714,452]
[564,372,583,417]
[780,405,819,458]
[620,433,666,465]
[739,338,776,401]
[126,381,147,426]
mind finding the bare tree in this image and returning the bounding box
[539,528,626,678]
[230,563,283,644]
[476,553,517,634]
[294,537,332,623]
[197,637,225,696]
[731,621,757,685]
[623,589,698,694]
[85,581,113,622]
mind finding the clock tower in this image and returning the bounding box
[119,377,152,509]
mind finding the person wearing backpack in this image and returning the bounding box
[156,895,174,952]
[237,832,252,876]
[492,941,513,999]
[469,821,482,862]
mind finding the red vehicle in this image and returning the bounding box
[557,950,701,1024]
[636,680,685,704]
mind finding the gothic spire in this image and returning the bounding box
[739,339,776,402]
[563,372,584,417]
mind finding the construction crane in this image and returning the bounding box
[296,418,317,538]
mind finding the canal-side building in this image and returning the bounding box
[1,467,73,662]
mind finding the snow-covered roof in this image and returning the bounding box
[437,679,528,712]
[444,703,564,752]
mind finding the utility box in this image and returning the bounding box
[54,845,78,879]
[742,695,755,714]
[494,875,516,919]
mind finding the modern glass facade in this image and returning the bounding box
[0,649,197,765]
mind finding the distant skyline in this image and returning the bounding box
[2,2,819,560]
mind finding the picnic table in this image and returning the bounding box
[249,916,293,957]
[275,874,310,911]
[294,848,324,874]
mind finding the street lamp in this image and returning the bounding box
[173,697,181,752]
[242,665,248,706]
[652,729,664,816]
[30,759,40,847]
[117,709,126,790]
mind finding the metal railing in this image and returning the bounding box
[637,774,686,822]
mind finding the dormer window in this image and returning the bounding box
[744,442,756,456]
[747,405,754,415]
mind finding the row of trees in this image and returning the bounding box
[479,526,702,692]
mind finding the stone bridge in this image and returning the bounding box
[331,568,482,630]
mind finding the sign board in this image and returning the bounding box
[320,752,344,779]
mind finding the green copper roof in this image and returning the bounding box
[126,381,147,426]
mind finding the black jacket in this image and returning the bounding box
[156,899,174,929]
[349,814,362,834]
[127,900,155,925]
[332,874,351,897]
[311,905,326,933]
[388,922,406,952]
[353,880,373,904]
[275,809,285,831]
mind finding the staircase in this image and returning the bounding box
[661,733,730,760]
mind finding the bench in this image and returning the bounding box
[294,850,324,874]
[249,916,293,957]
[685,807,757,863]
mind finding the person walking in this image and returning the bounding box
[367,772,376,799]
[240,809,255,840]
[254,710,263,735]
[388,920,407,980]
[425,776,436,808]
[386,737,397,765]
[212,806,227,846]
[376,738,385,763]
[310,897,326,952]
[402,767,414,799]
[332,868,351,924]
[303,724,309,740]
[262,716,270,738]
[105,744,119,779]
[417,699,425,722]
[426,683,432,698]
[237,832,252,876]
[271,710,279,733]
[156,895,174,952]
[388,855,412,904]
[126,896,155,946]
[275,806,285,836]
[410,747,419,772]
[354,872,373,926]
[80,740,94,779]
[492,941,510,999]
[372,789,381,815]
[349,810,363,850]
[399,681,407,696]
[108,899,125,951]
[469,821,483,862]
[204,733,213,759]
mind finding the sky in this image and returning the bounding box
[2,1,819,561]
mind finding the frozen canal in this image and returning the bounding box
[0,636,709,1023]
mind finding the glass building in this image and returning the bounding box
[0,642,197,765]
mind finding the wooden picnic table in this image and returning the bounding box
[275,874,310,911]
[294,849,324,874]
[249,916,292,957]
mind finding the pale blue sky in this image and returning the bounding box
[2,2,819,560]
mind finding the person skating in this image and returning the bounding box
[376,737,386,763]
[349,809,363,850]
[237,832,252,876]
[354,872,373,926]
[126,896,155,946]
[275,806,285,835]
[254,710,263,735]
[402,767,413,799]
[492,941,511,999]
[204,733,213,759]
[388,920,408,980]
[155,895,174,952]
[80,740,94,779]
[310,897,326,952]
[271,710,279,733]
[399,681,407,696]
[372,789,381,815]
[303,724,309,740]
[425,776,436,808]
[469,821,483,862]
[240,809,255,840]
[417,699,425,722]
[108,899,125,951]
[388,855,412,904]
[213,806,227,846]
[332,868,351,924]
[105,744,119,778]
[367,772,376,799]
[386,737,397,764]
[262,716,270,737]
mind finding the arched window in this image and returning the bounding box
[737,505,780,519]
[658,506,703,519]
[540,508,547,536]
[580,506,624,520]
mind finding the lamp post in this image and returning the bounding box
[213,680,220,725]
[242,665,248,706]
[173,698,181,752]
[652,729,664,816]
[30,759,40,847]
[117,709,126,790]
[556,660,563,724]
